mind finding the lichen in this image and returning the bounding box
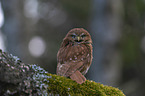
[29,64,51,96]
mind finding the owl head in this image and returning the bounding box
[64,28,92,44]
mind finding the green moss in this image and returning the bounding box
[46,73,125,96]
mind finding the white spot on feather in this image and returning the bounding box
[73,60,76,62]
[87,54,89,57]
[59,65,63,70]
[74,55,77,59]
[81,58,84,61]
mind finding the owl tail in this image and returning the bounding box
[70,70,86,84]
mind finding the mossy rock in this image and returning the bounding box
[0,49,125,96]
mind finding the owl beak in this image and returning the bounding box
[77,36,81,41]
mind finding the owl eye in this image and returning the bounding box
[81,35,86,38]
[71,35,76,38]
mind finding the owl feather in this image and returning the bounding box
[57,28,93,84]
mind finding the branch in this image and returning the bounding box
[0,49,125,96]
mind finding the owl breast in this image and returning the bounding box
[57,43,92,75]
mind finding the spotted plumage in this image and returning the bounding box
[56,28,93,84]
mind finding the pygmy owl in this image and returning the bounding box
[56,28,93,84]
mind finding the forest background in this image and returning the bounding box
[0,0,145,96]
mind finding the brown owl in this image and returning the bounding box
[57,28,93,84]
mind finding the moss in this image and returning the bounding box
[45,73,125,96]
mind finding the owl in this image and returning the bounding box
[56,28,93,84]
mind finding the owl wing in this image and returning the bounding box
[56,63,70,76]
[57,39,91,76]
[57,61,86,84]
[57,61,83,76]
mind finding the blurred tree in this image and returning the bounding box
[1,0,70,73]
[1,0,25,56]
[88,0,123,86]
[120,0,145,96]
[60,0,90,24]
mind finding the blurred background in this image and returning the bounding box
[0,0,145,95]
